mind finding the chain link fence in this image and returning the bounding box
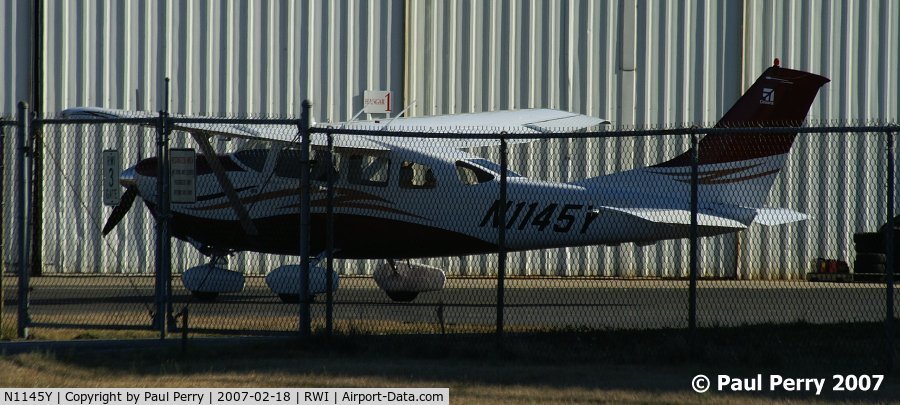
[1,107,897,350]
[1,118,17,340]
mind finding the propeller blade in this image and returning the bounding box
[102,187,138,236]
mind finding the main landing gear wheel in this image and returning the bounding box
[374,259,445,302]
[183,254,245,302]
[383,260,419,302]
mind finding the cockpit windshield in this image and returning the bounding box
[233,149,267,172]
[236,139,272,152]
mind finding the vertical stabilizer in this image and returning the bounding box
[581,61,829,211]
[654,61,830,168]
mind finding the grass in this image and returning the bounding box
[5,311,557,340]
[1,322,899,403]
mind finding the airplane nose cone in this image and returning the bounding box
[120,166,137,188]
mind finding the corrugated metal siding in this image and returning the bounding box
[40,0,405,121]
[406,0,745,277]
[0,0,31,114]
[406,0,900,278]
[406,0,744,121]
[28,0,406,275]
[737,0,900,278]
[0,1,30,272]
[4,0,899,278]
[1,121,19,275]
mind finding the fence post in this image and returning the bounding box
[886,129,896,373]
[325,133,335,337]
[0,123,4,337]
[496,136,508,339]
[16,102,31,339]
[154,106,172,339]
[298,100,312,338]
[29,0,43,279]
[688,130,699,344]
[29,116,43,278]
[0,123,5,337]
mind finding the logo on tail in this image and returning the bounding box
[761,88,775,105]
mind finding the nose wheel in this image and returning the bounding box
[182,254,244,302]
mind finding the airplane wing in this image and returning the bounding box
[62,107,157,120]
[334,109,608,149]
[61,107,302,141]
[599,205,808,229]
[62,107,608,150]
[337,109,608,133]
[751,208,809,226]
[600,206,749,229]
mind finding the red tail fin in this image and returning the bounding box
[654,62,829,167]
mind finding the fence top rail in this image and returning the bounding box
[37,116,303,126]
[168,117,302,125]
[37,117,159,125]
[0,119,17,126]
[28,116,900,140]
[310,124,900,140]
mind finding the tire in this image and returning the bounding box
[876,225,900,249]
[855,273,886,283]
[853,232,883,253]
[856,252,887,266]
[853,262,886,274]
[877,221,900,236]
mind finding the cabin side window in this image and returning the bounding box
[399,161,436,189]
[273,149,309,179]
[455,160,494,185]
[347,154,390,187]
[311,149,341,183]
[233,149,268,172]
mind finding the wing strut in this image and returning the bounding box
[189,132,260,237]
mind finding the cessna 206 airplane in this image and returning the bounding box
[64,61,828,302]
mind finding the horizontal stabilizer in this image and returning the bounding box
[600,206,748,229]
[62,107,155,119]
[752,208,809,226]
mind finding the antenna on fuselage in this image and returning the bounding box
[380,100,417,130]
[346,108,367,124]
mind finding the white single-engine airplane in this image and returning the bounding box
[64,62,828,302]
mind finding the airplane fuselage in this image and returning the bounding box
[130,142,726,259]
[71,63,828,301]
